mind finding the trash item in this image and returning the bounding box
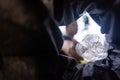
[80,59,88,64]
[75,34,109,62]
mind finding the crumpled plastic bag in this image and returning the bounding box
[75,34,109,62]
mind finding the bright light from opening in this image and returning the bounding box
[74,12,105,43]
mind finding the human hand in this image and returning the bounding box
[61,40,83,61]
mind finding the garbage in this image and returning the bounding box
[75,34,109,62]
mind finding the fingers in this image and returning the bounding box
[61,40,83,61]
[69,47,83,61]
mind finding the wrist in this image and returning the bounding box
[63,36,72,41]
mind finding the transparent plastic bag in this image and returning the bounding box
[75,34,109,62]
